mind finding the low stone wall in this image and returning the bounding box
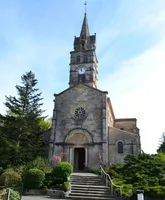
[145,197,165,200]
[24,189,67,198]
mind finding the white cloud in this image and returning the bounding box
[99,38,165,154]
[96,0,165,154]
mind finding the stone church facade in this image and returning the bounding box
[49,13,141,171]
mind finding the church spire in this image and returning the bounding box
[80,12,90,39]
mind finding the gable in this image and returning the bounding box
[54,83,108,98]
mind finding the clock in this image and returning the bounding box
[78,67,85,74]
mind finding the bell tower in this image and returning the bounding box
[69,12,98,88]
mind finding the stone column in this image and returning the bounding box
[69,147,73,166]
[102,94,108,165]
[85,148,88,167]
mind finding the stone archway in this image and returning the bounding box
[65,129,92,145]
[65,129,92,171]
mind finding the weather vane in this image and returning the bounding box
[84,1,87,12]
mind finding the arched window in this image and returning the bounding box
[117,141,123,154]
[78,74,85,83]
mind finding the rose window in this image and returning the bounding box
[75,107,86,118]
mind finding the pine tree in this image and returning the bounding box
[157,133,165,153]
[0,71,49,167]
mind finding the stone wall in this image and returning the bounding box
[108,127,140,164]
[53,84,106,145]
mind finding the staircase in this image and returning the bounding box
[66,173,118,200]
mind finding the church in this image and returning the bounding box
[49,12,141,171]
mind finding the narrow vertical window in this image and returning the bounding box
[76,56,80,63]
[118,141,123,154]
[84,55,88,63]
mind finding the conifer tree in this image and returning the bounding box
[157,133,165,153]
[0,71,49,167]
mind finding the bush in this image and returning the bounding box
[52,162,72,183]
[0,171,22,187]
[113,178,133,197]
[43,170,52,189]
[51,182,69,191]
[159,177,165,186]
[9,189,20,200]
[23,168,45,189]
[0,167,3,176]
[63,181,69,192]
[25,157,50,171]
[0,189,7,200]
[91,169,101,175]
[146,186,165,198]
[106,167,118,178]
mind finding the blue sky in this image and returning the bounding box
[0,0,165,154]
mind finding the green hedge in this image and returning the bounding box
[0,171,22,187]
[23,168,45,189]
[52,162,72,184]
[43,170,52,189]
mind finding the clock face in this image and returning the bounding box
[78,67,85,74]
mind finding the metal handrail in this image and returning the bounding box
[100,165,123,197]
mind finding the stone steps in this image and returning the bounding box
[66,195,116,200]
[66,173,117,200]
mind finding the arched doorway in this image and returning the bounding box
[74,148,85,171]
[65,129,93,171]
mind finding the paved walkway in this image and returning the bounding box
[72,172,98,176]
[22,196,66,200]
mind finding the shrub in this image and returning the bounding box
[63,181,69,192]
[0,167,3,176]
[0,171,22,187]
[52,162,72,183]
[23,168,45,189]
[106,167,118,178]
[91,169,101,175]
[50,152,64,167]
[159,177,165,186]
[9,189,20,200]
[113,178,133,197]
[146,186,165,198]
[43,170,53,189]
[0,189,7,200]
[51,182,69,191]
[24,157,50,171]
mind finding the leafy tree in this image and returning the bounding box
[113,153,165,198]
[0,71,49,167]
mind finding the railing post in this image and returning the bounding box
[110,184,113,196]
[120,187,122,199]
[100,165,123,198]
[7,188,10,200]
[106,174,108,186]
[101,167,103,178]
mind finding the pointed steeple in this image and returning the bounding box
[73,11,96,51]
[80,12,90,39]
